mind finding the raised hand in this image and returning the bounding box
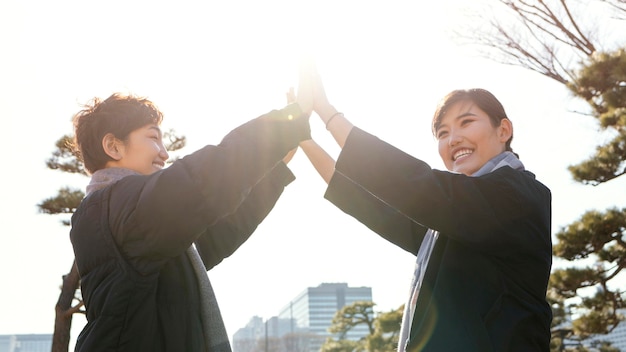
[309,62,332,117]
[295,61,314,117]
[301,60,353,148]
[286,87,296,104]
[299,60,338,126]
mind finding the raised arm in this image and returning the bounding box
[195,162,295,270]
[299,139,335,184]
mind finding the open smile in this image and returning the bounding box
[453,148,473,161]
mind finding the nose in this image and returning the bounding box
[448,129,462,147]
[159,143,170,161]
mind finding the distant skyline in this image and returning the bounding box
[234,282,373,352]
[0,334,52,352]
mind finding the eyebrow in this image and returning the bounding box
[436,112,477,131]
[457,112,477,119]
[147,125,162,135]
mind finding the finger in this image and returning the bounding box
[285,87,296,103]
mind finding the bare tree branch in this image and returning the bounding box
[66,302,85,317]
[599,0,626,18]
[455,0,608,84]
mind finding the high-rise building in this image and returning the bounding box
[232,316,264,352]
[233,315,300,352]
[232,282,373,352]
[0,334,52,352]
[278,282,372,352]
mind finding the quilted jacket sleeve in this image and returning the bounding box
[194,162,295,270]
[107,104,309,273]
[325,169,427,255]
[326,127,551,255]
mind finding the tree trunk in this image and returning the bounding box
[52,259,81,352]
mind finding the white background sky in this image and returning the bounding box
[1,0,624,349]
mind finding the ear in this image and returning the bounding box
[102,133,123,160]
[498,118,513,143]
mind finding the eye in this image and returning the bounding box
[436,130,448,139]
[461,118,474,126]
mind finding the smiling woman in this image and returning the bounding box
[67,90,312,351]
[298,64,553,351]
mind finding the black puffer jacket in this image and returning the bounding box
[70,104,309,352]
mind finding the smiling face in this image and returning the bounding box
[103,124,169,175]
[72,93,167,174]
[435,100,512,175]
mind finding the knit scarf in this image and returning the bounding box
[86,168,231,351]
[397,152,525,352]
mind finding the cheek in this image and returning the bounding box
[148,140,162,153]
[438,140,447,159]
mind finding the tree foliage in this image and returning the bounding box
[328,301,376,338]
[321,301,402,352]
[39,187,84,215]
[551,207,626,339]
[567,49,626,184]
[46,135,88,176]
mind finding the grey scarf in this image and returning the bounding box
[87,168,231,351]
[397,152,524,352]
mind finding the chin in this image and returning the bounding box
[453,166,473,176]
[450,168,464,175]
[451,163,465,174]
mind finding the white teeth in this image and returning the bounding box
[453,149,472,161]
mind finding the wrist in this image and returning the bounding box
[276,103,304,120]
[325,112,344,130]
[317,104,338,124]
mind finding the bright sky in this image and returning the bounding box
[1,0,624,349]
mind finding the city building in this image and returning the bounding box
[233,315,302,352]
[0,334,52,352]
[233,282,372,352]
[587,309,626,351]
[232,316,265,352]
